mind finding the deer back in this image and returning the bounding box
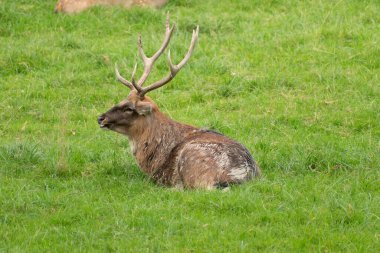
[55,0,168,13]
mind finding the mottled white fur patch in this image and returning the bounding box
[215,152,230,169]
[228,161,252,181]
[228,167,248,181]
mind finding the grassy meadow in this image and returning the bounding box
[1,0,379,251]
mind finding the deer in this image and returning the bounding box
[97,16,261,189]
[55,0,167,14]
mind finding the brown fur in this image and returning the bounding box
[55,0,167,13]
[98,91,261,189]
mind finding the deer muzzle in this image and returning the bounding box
[98,115,108,128]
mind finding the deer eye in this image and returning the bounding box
[123,107,134,112]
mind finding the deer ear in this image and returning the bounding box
[135,101,152,115]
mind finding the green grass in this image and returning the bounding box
[1,0,379,251]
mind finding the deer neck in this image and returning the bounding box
[128,111,195,176]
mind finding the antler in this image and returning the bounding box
[115,14,199,98]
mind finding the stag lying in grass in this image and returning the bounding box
[55,0,167,14]
[98,16,261,189]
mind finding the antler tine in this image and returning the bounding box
[115,63,134,90]
[137,35,147,63]
[115,63,142,92]
[174,26,199,70]
[136,14,175,87]
[150,14,175,62]
[130,63,142,92]
[139,25,199,97]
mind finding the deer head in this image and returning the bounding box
[98,16,199,136]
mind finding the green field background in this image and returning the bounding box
[0,0,379,252]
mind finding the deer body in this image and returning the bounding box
[98,17,261,189]
[55,0,167,13]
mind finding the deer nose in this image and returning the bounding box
[98,115,105,125]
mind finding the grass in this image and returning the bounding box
[0,0,379,251]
